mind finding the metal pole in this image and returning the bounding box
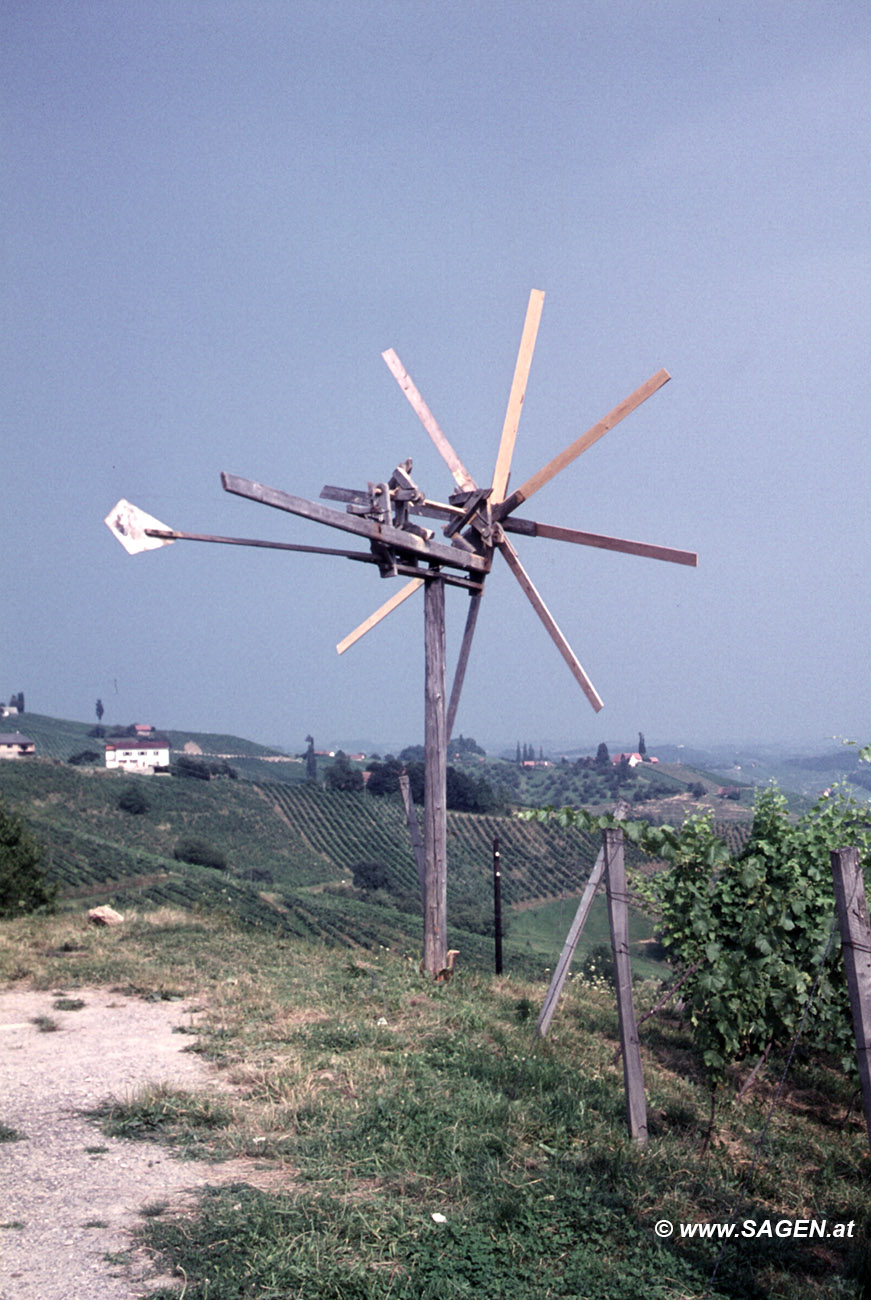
[493,836,503,975]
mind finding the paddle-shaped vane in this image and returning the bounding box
[105,290,696,977]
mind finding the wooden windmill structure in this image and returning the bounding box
[106,289,696,976]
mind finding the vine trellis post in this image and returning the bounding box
[105,290,696,977]
[830,847,871,1151]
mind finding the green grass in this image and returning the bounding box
[2,910,868,1299]
[511,893,666,980]
[86,1084,237,1160]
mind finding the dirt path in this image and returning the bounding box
[0,987,252,1299]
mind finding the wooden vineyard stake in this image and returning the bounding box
[106,291,696,977]
[604,826,648,1147]
[536,802,629,1037]
[830,847,871,1151]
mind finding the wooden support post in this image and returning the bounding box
[423,576,448,976]
[830,847,871,1151]
[604,827,648,1147]
[536,802,628,1037]
[493,837,503,975]
[399,771,426,907]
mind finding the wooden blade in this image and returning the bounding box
[336,577,424,655]
[498,536,603,712]
[381,349,477,492]
[501,517,698,567]
[221,473,489,573]
[495,369,671,519]
[446,591,483,741]
[491,289,545,504]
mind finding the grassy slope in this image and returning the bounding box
[0,910,867,1299]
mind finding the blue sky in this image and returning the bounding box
[4,1,870,754]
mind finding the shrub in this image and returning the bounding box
[68,750,103,766]
[352,861,392,892]
[0,799,55,917]
[118,787,150,815]
[173,836,227,871]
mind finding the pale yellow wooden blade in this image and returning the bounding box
[491,289,545,504]
[497,369,671,517]
[382,349,477,493]
[336,577,424,655]
[498,537,603,711]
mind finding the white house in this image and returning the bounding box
[0,733,35,759]
[105,737,171,773]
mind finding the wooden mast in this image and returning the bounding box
[423,575,448,975]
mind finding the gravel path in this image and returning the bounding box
[0,988,248,1300]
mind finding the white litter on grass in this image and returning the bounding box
[431,1213,447,1223]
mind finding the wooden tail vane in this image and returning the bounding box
[105,290,697,976]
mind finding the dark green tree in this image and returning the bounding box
[324,751,363,793]
[305,735,317,783]
[96,699,105,723]
[452,734,486,757]
[595,742,610,767]
[365,757,402,797]
[0,800,55,917]
[638,731,647,758]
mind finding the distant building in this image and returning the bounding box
[0,704,20,718]
[105,736,171,773]
[0,732,35,759]
[612,752,659,767]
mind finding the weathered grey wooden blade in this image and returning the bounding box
[494,369,671,519]
[221,473,489,573]
[381,349,478,493]
[336,578,424,655]
[498,536,604,712]
[446,590,483,741]
[501,517,698,567]
[491,289,545,504]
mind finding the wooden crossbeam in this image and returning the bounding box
[222,473,490,574]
